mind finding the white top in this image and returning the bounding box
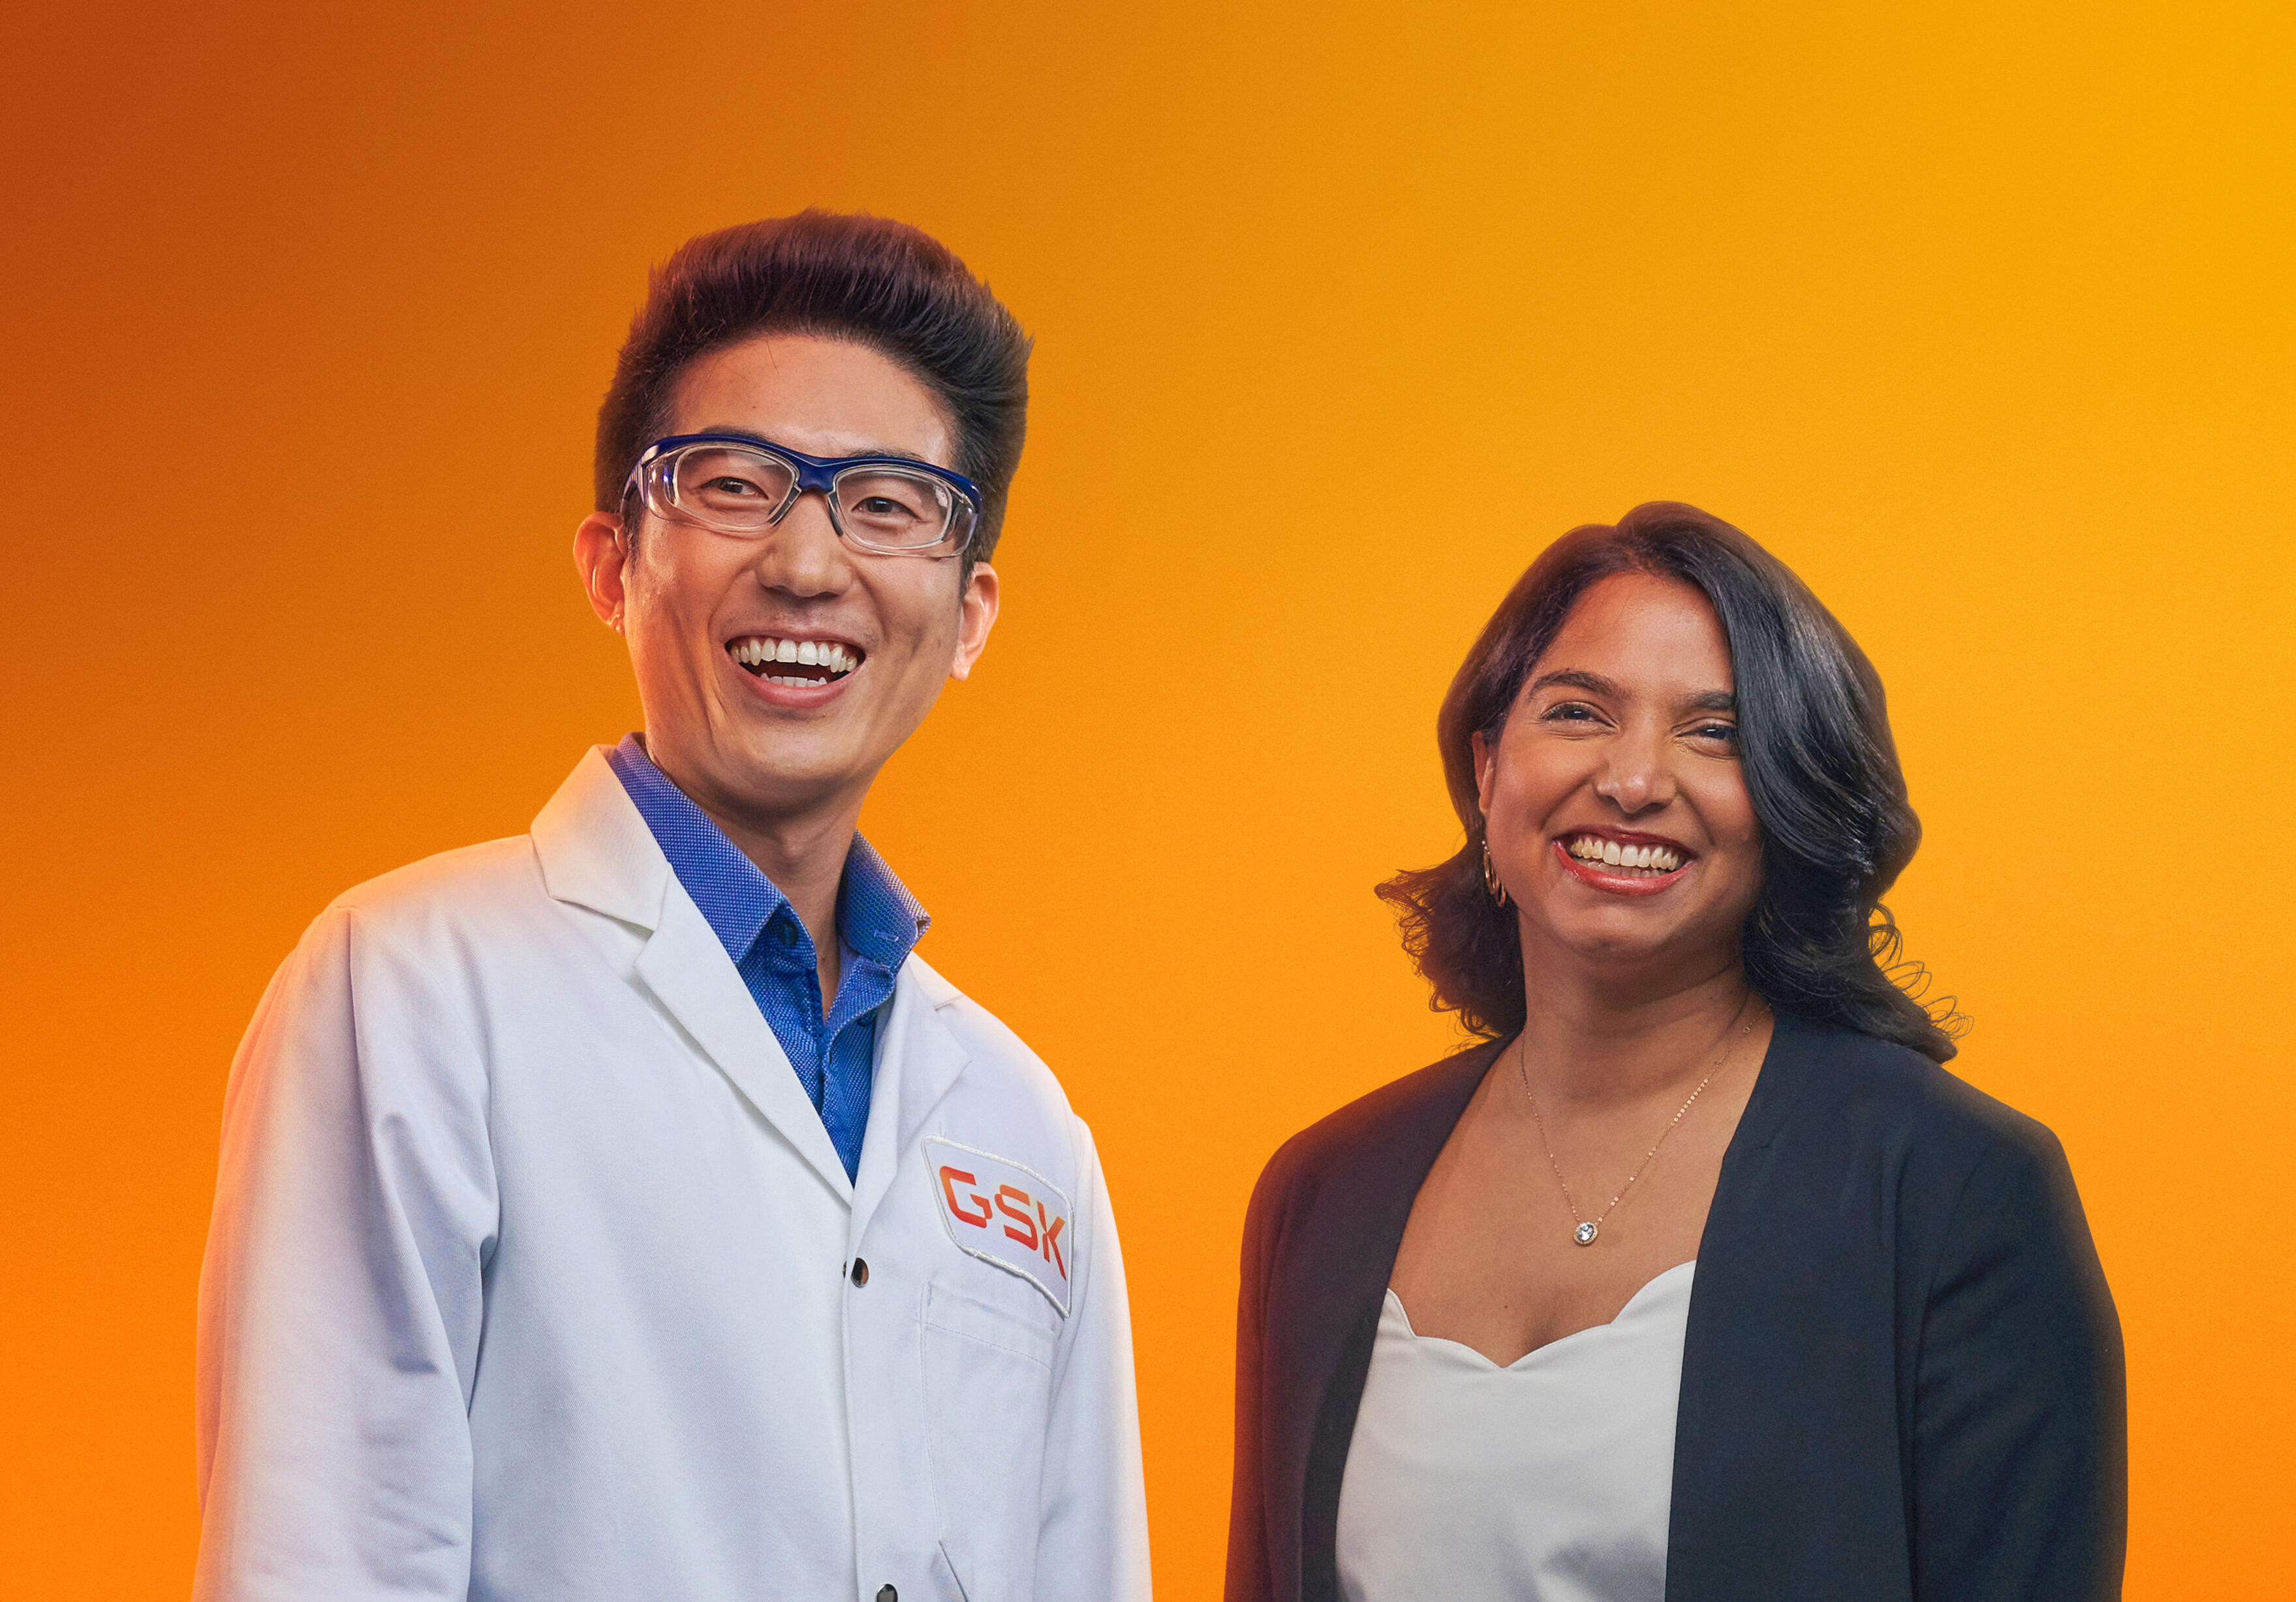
[193,748,1149,1602]
[1335,1261,1697,1602]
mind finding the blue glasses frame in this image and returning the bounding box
[623,432,984,557]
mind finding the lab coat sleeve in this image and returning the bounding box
[1033,1119,1152,1601]
[194,904,499,1601]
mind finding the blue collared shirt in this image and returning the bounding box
[604,733,929,1180]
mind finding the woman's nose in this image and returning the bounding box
[1594,731,1677,814]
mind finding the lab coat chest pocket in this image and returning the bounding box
[920,1281,1059,1602]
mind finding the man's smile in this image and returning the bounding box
[725,633,867,687]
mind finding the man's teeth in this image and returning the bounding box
[728,637,858,677]
[1564,836,1683,873]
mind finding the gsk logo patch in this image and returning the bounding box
[923,1136,1072,1317]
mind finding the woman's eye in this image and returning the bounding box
[1692,723,1739,744]
[1540,702,1599,723]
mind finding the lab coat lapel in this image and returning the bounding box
[535,747,853,1202]
[848,958,970,1246]
[635,890,854,1201]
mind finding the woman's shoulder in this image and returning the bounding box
[1245,1038,1502,1235]
[1771,1010,2071,1183]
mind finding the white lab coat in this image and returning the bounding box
[194,748,1150,1602]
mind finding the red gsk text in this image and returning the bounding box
[939,1165,1068,1280]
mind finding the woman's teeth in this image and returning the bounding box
[728,636,858,684]
[1564,836,1683,874]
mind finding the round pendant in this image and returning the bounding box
[1574,1221,1599,1246]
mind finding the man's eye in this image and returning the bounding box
[707,477,764,497]
[852,495,918,519]
[1694,723,1739,743]
[1540,702,1598,722]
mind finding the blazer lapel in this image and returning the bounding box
[1287,1040,1500,1602]
[1665,1010,1823,1601]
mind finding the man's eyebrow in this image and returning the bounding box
[693,426,927,463]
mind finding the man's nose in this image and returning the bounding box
[751,490,852,597]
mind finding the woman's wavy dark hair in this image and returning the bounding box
[1377,501,1963,1061]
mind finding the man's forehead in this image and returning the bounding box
[665,333,957,466]
[685,423,931,465]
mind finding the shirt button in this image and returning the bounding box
[850,1257,870,1287]
[877,1587,897,1602]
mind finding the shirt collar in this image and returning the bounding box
[603,732,929,969]
[837,831,931,967]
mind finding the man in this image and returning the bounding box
[194,212,1149,1602]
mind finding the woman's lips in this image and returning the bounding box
[1549,836,1692,897]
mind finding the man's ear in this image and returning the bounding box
[575,512,631,633]
[950,561,1001,681]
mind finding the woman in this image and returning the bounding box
[1226,504,2123,1602]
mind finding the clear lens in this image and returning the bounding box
[833,467,965,551]
[663,445,797,529]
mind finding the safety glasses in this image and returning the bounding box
[624,433,982,558]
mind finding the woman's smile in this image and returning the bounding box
[1551,830,1695,896]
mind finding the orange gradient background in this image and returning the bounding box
[4,2,2291,1595]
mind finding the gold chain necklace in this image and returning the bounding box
[1515,994,1762,1248]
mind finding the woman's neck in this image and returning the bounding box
[1513,960,1758,1112]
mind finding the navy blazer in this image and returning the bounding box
[1226,1011,2125,1602]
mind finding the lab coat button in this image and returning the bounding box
[877,1587,897,1601]
[850,1257,870,1287]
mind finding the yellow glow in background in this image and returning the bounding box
[2,1,2289,1594]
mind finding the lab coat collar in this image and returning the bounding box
[532,747,856,1202]
[531,746,668,929]
[850,956,973,1246]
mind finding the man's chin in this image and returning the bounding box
[648,730,869,823]
[717,749,857,804]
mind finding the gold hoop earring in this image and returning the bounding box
[1482,838,1509,907]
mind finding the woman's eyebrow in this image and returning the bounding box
[1527,670,1735,712]
[1527,668,1621,698]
